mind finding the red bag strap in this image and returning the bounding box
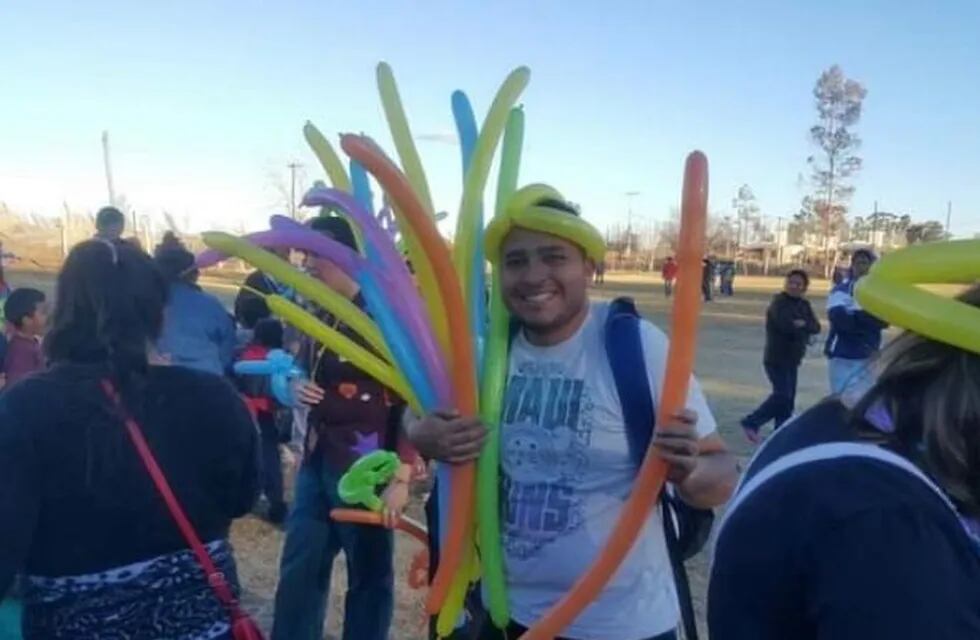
[101,379,246,619]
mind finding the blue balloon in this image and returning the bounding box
[350,160,375,220]
[451,90,487,373]
[233,349,305,407]
[359,271,439,411]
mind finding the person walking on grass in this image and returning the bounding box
[662,256,678,297]
[741,270,820,443]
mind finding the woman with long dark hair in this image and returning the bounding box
[710,285,980,639]
[0,240,258,639]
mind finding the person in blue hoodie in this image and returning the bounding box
[154,235,236,376]
[825,248,888,395]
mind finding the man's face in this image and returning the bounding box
[851,253,873,278]
[500,228,593,336]
[785,274,808,298]
[101,223,124,241]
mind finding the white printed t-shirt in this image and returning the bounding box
[498,301,717,639]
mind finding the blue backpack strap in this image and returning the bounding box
[604,297,654,467]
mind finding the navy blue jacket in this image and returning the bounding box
[825,279,888,360]
[709,401,980,639]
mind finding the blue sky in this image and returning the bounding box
[2,0,978,237]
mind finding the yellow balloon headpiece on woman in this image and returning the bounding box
[484,183,606,264]
[856,239,980,355]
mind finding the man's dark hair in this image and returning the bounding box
[253,318,284,350]
[239,295,271,330]
[786,268,810,288]
[537,198,580,216]
[95,206,126,232]
[153,236,198,284]
[310,216,358,251]
[4,288,46,329]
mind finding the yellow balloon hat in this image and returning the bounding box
[485,183,606,264]
[855,239,980,355]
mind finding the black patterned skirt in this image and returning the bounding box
[22,540,239,640]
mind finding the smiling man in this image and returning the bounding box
[408,193,738,640]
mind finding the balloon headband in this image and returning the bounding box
[855,239,980,356]
[485,183,606,264]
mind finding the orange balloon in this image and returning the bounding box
[341,134,479,615]
[519,151,709,640]
[330,508,429,545]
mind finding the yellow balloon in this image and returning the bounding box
[485,185,606,265]
[855,239,980,356]
[266,295,423,413]
[389,204,452,362]
[303,121,352,192]
[201,232,394,364]
[377,62,435,218]
[435,528,478,638]
[452,67,531,308]
[302,122,367,251]
[869,238,978,284]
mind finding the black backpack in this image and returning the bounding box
[602,297,712,640]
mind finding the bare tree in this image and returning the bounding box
[733,184,760,246]
[807,65,867,275]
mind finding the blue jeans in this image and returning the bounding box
[271,460,394,640]
[743,363,798,431]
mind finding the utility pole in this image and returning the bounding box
[871,200,878,250]
[624,191,640,258]
[287,162,304,219]
[946,200,953,239]
[101,130,116,206]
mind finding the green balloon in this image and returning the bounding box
[338,450,400,513]
[477,106,525,628]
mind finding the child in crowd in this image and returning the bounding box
[2,288,47,390]
[235,317,291,524]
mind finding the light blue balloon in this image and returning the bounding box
[359,272,438,411]
[233,349,305,407]
[451,90,487,373]
[350,160,375,219]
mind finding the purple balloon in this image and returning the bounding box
[300,188,450,406]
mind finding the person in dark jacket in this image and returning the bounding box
[710,284,980,640]
[701,257,714,301]
[825,248,888,394]
[0,240,258,640]
[741,270,820,443]
[271,216,418,640]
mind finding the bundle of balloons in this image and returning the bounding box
[198,62,710,640]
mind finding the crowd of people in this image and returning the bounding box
[0,200,977,640]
